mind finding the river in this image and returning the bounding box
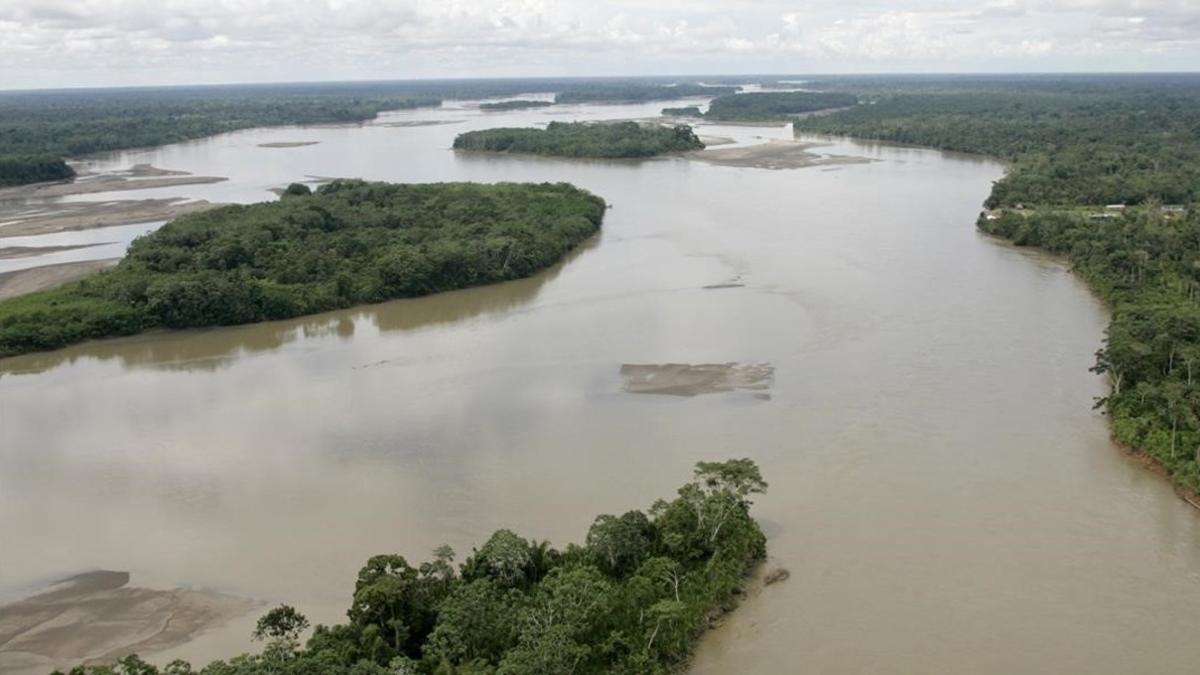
[3,95,1200,674]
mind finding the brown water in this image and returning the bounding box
[3,97,1200,673]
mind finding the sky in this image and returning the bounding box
[1,0,1198,89]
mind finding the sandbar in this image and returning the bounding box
[257,141,320,148]
[620,362,774,396]
[0,571,256,675]
[0,199,217,239]
[0,258,120,298]
[691,140,872,170]
[0,243,107,260]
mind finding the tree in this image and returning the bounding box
[586,510,655,578]
[253,605,311,641]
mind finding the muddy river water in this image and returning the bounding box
[3,96,1200,674]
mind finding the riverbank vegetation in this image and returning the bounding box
[453,121,704,159]
[60,459,769,675]
[479,100,554,112]
[0,180,604,358]
[0,85,446,188]
[555,83,738,104]
[796,75,1200,492]
[703,91,859,122]
[661,106,704,118]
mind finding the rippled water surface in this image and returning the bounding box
[3,97,1200,673]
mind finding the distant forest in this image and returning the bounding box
[703,91,859,121]
[479,100,554,112]
[0,77,759,188]
[453,121,705,159]
[797,75,1200,493]
[0,180,605,357]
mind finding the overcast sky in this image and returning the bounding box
[1,1,1197,90]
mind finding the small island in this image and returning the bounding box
[453,121,705,159]
[66,459,770,675]
[0,180,605,357]
[555,83,739,104]
[479,99,554,112]
[661,106,704,118]
[704,91,859,121]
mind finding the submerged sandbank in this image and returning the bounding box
[0,571,257,675]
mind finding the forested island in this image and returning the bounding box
[555,83,738,104]
[479,100,554,112]
[703,91,859,121]
[797,75,1200,493]
[0,180,604,358]
[660,106,704,118]
[453,121,704,159]
[60,459,769,675]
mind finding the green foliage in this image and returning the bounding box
[660,106,703,118]
[0,85,443,188]
[703,91,859,121]
[453,121,704,159]
[0,154,74,186]
[68,460,768,675]
[479,100,553,112]
[253,605,310,642]
[793,76,1200,491]
[282,182,312,197]
[0,180,605,357]
[554,83,737,104]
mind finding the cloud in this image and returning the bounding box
[0,0,1197,89]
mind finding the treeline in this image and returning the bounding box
[479,100,554,112]
[0,154,73,186]
[660,106,703,118]
[794,89,1200,206]
[59,459,769,675]
[703,91,859,121]
[555,83,738,104]
[0,180,604,358]
[0,88,443,188]
[796,78,1200,492]
[453,121,704,159]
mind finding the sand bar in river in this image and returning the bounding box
[0,571,257,675]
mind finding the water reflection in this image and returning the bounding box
[0,241,582,377]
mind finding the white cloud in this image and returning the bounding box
[0,0,1197,89]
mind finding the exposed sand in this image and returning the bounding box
[0,198,217,239]
[697,135,737,147]
[0,571,257,675]
[620,362,774,397]
[0,243,107,260]
[0,173,226,200]
[691,140,872,170]
[257,141,320,148]
[374,120,463,127]
[0,259,118,299]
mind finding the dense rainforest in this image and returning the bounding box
[59,459,769,675]
[660,106,704,118]
[702,91,859,121]
[453,122,704,159]
[554,83,738,104]
[0,76,759,188]
[797,76,1200,492]
[0,180,605,358]
[0,86,444,187]
[479,100,554,112]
